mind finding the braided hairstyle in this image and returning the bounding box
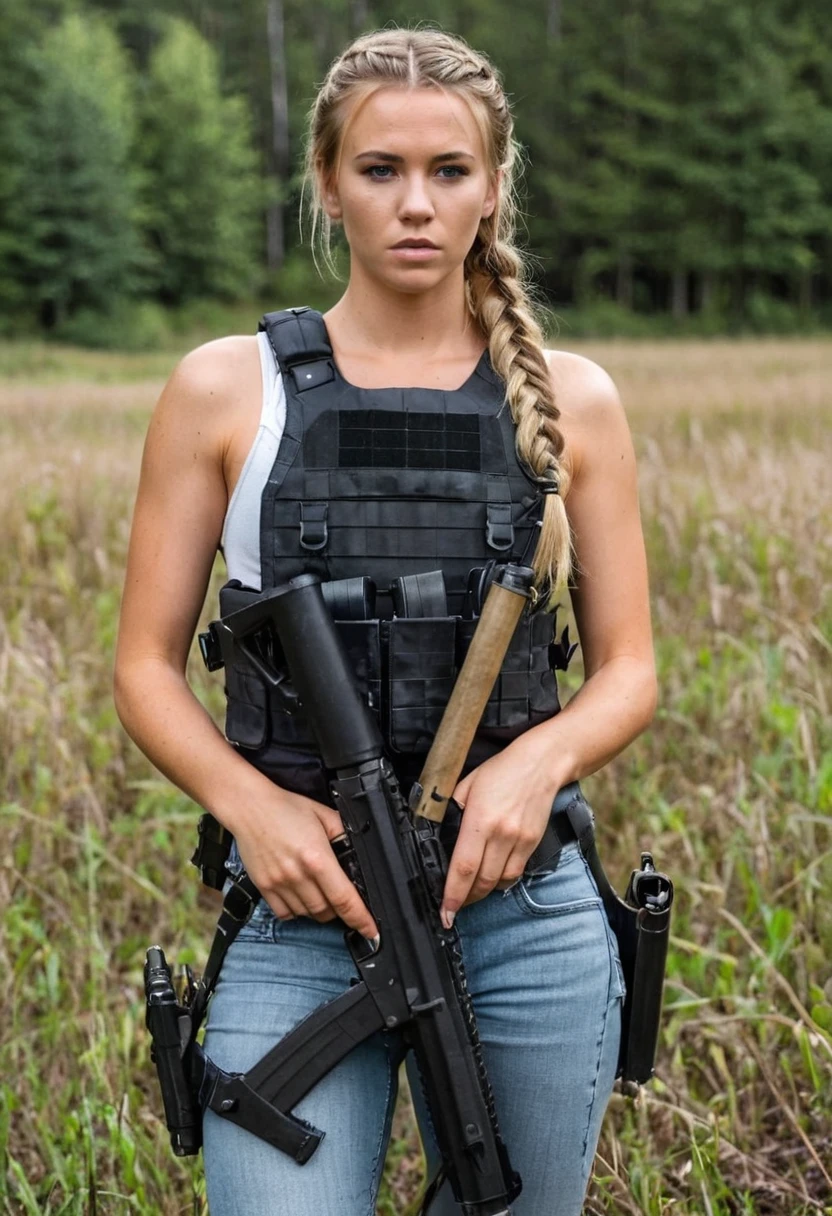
[301,27,572,602]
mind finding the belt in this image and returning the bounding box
[437,781,582,879]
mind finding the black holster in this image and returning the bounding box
[563,795,674,1085]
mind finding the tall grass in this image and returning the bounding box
[1,337,830,1213]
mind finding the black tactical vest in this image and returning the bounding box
[221,306,575,805]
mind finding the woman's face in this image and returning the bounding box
[322,85,498,294]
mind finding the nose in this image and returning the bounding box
[398,172,435,223]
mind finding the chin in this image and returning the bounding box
[391,276,445,295]
[369,261,456,295]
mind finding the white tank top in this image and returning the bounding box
[220,330,287,591]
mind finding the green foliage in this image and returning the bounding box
[1,0,832,336]
[0,0,70,321]
[137,17,265,306]
[15,12,148,329]
[53,299,170,352]
[524,0,832,319]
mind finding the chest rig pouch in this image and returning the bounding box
[219,306,577,803]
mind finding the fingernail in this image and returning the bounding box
[441,909,455,930]
[366,934,380,952]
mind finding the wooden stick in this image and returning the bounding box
[411,567,532,823]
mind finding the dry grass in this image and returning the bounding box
[1,335,830,1214]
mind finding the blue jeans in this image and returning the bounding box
[203,788,625,1215]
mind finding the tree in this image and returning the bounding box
[14,10,144,328]
[138,17,265,304]
[0,0,70,325]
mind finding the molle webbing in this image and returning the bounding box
[256,307,542,610]
[219,306,575,803]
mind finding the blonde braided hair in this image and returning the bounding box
[301,27,572,603]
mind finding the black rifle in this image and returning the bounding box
[145,565,674,1208]
[147,566,535,1214]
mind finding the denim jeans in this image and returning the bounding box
[203,788,625,1215]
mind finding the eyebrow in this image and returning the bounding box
[353,150,475,163]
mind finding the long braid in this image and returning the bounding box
[467,239,572,601]
[302,26,573,604]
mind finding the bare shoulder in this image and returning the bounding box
[148,334,261,460]
[542,348,629,480]
[160,334,260,422]
[543,348,624,424]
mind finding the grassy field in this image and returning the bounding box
[1,334,830,1214]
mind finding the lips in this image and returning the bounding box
[392,240,438,249]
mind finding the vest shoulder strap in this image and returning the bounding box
[258,306,332,371]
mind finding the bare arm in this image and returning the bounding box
[439,354,657,926]
[114,339,378,937]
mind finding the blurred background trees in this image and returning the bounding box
[2,0,831,341]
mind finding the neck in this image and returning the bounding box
[323,266,484,361]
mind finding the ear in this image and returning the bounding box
[320,169,342,221]
[481,167,502,220]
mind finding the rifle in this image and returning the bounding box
[147,564,536,1215]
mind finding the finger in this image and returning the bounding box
[494,847,530,891]
[264,889,301,921]
[440,830,487,929]
[310,804,348,841]
[462,840,516,905]
[262,890,293,919]
[289,873,345,924]
[317,865,379,940]
[451,773,474,809]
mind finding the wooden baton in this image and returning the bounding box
[410,563,536,823]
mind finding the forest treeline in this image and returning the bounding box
[3,0,832,343]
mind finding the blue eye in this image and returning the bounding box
[363,164,469,180]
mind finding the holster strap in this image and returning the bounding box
[189,871,261,1030]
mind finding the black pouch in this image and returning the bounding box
[565,795,674,1085]
[216,581,275,751]
[456,610,560,734]
[212,580,383,752]
[224,660,271,750]
[386,617,457,753]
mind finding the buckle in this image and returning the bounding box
[289,359,335,393]
[198,624,224,671]
[223,874,260,923]
[299,502,328,550]
[549,624,578,672]
[485,502,514,551]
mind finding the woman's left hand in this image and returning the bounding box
[438,734,567,929]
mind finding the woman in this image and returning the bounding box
[115,26,656,1216]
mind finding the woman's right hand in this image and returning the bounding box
[231,789,379,941]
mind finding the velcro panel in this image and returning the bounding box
[339,411,480,471]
